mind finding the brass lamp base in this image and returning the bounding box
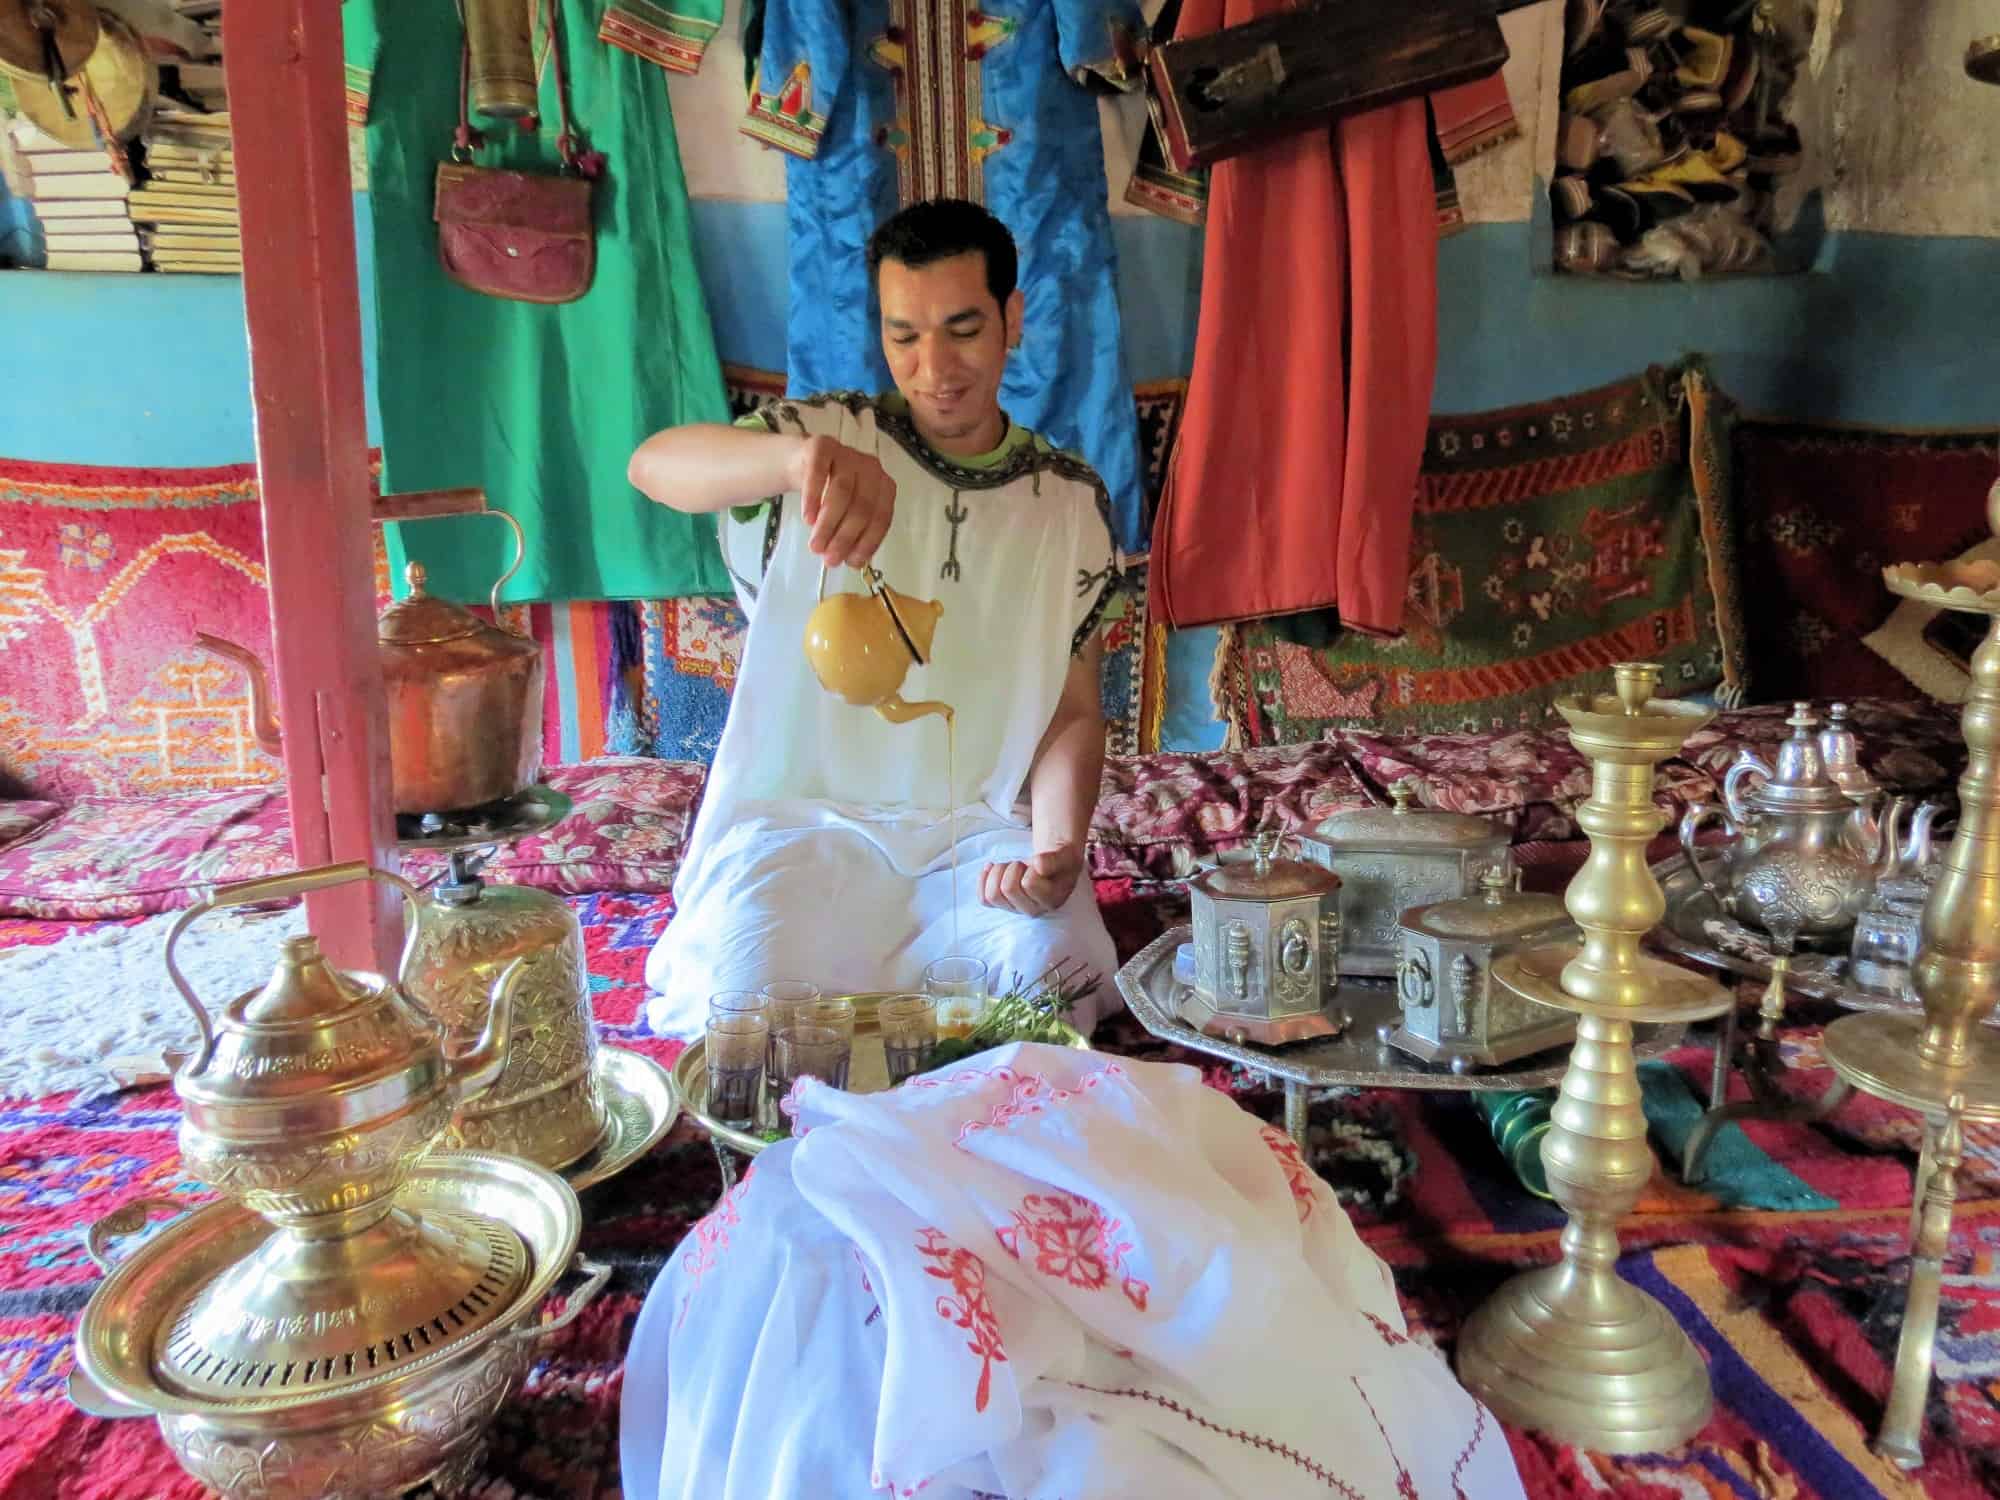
[1457,1262,1713,1453]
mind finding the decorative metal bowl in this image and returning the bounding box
[69,1152,605,1500]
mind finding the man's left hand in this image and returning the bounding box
[980,845,1085,917]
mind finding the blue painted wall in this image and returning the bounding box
[2,194,1995,748]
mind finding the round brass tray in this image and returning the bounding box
[674,992,900,1157]
[565,1045,679,1191]
[1822,1012,2000,1122]
[69,1152,606,1500]
[73,1152,585,1418]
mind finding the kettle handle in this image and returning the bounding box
[1676,801,1734,904]
[164,861,427,1074]
[391,506,527,620]
[1721,750,1773,826]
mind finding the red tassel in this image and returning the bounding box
[518,111,541,133]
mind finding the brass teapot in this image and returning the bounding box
[196,511,545,815]
[167,861,522,1229]
[803,563,952,726]
[1678,704,1916,947]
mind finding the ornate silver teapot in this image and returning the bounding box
[1678,704,1922,948]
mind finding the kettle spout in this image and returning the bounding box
[445,957,522,1103]
[876,694,954,727]
[194,633,283,754]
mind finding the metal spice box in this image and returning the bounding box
[1185,832,1343,1046]
[1299,782,1512,977]
[1387,866,1579,1071]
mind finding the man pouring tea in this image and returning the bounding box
[628,200,1120,1038]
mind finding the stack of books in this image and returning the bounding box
[5,121,142,273]
[130,135,239,273]
[133,2,237,273]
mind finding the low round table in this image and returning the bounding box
[1114,926,1687,1149]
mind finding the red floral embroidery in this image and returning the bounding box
[995,1190,1150,1312]
[902,1062,1129,1148]
[916,1227,1008,1413]
[1259,1123,1319,1223]
[676,1164,756,1330]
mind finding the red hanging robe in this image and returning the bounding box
[1149,0,1439,636]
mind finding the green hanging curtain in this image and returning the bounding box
[343,0,731,604]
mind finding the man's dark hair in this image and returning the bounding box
[866,198,1018,308]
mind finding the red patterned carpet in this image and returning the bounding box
[3,895,1997,1498]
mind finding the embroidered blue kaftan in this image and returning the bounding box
[741,0,1152,553]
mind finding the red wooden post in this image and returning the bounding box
[223,2,399,970]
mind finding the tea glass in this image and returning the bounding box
[807,995,857,1045]
[879,993,939,1086]
[773,1022,852,1103]
[705,1012,768,1129]
[761,981,821,1093]
[925,957,988,1040]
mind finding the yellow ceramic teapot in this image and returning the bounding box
[803,564,952,726]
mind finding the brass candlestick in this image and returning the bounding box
[1456,663,1734,1453]
[1820,483,2000,1468]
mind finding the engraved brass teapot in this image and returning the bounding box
[167,862,522,1228]
[1678,704,1909,947]
[803,562,952,726]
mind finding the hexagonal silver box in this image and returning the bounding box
[1185,833,1344,1047]
[1387,867,1579,1071]
[1299,783,1512,977]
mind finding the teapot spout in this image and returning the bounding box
[1901,798,1942,876]
[194,633,282,754]
[445,957,523,1103]
[1855,794,1907,875]
[876,694,954,727]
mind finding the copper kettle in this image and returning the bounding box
[197,513,545,815]
[803,563,952,726]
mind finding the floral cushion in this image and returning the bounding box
[0,760,703,920]
[1,701,1963,917]
[1090,743,1375,884]
[0,788,294,919]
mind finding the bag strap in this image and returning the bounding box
[451,0,603,177]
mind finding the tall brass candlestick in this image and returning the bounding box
[1456,663,1733,1453]
[1821,484,2000,1467]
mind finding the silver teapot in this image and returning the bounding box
[1678,704,1923,948]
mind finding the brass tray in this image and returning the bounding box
[673,992,1087,1157]
[1117,926,1687,1090]
[566,1045,679,1191]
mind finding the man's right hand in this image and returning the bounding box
[792,435,896,567]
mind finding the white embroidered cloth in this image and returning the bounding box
[621,1044,1525,1500]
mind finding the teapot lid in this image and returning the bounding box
[378,562,489,646]
[176,935,433,1110]
[1192,832,1341,902]
[1744,704,1853,811]
[1400,865,1570,942]
[1309,782,1505,850]
[1817,702,1880,798]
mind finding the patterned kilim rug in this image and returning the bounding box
[1213,363,1749,745]
[4,898,1998,1498]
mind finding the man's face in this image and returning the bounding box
[877,250,1023,455]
